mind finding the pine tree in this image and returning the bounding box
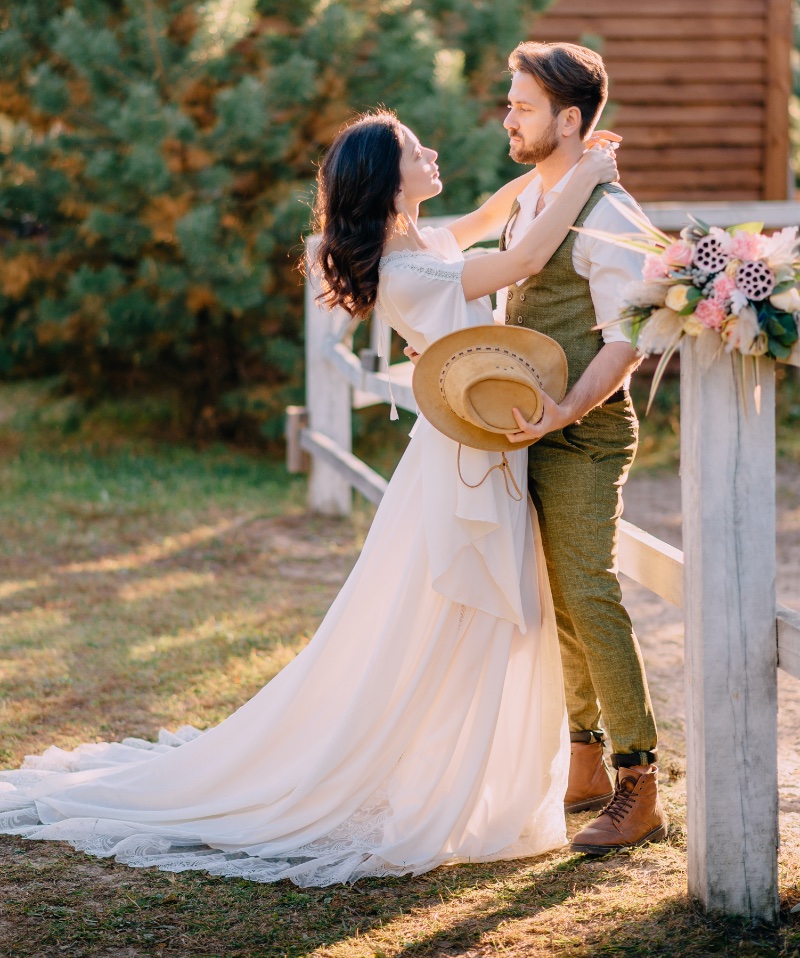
[0,0,551,441]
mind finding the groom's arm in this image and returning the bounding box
[507,342,640,442]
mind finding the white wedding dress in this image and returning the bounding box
[0,227,569,886]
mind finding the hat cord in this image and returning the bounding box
[457,445,523,502]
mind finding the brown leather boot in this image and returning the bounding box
[564,741,614,813]
[569,765,669,854]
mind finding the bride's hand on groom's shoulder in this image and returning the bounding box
[585,130,622,152]
[581,130,621,185]
[506,393,571,445]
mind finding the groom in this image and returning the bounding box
[500,41,668,853]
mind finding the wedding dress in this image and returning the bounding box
[0,227,569,886]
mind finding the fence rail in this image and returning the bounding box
[292,200,800,921]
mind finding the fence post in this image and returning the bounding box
[304,238,353,516]
[681,341,779,920]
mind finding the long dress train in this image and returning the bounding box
[0,227,569,886]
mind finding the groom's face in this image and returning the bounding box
[504,71,561,165]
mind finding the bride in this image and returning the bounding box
[0,112,618,886]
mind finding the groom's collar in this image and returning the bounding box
[520,159,582,212]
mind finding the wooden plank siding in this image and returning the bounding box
[528,0,793,201]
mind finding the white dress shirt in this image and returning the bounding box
[497,163,648,345]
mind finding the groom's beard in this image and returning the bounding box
[509,118,560,165]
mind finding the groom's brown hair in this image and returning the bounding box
[508,42,607,138]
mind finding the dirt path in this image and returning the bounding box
[622,463,800,853]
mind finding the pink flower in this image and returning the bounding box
[730,230,765,262]
[663,240,693,268]
[694,297,727,331]
[711,274,736,301]
[642,253,670,281]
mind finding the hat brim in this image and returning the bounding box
[412,326,568,452]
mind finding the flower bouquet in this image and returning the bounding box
[578,198,800,409]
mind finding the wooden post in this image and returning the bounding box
[681,341,779,921]
[285,406,309,474]
[764,0,793,200]
[304,238,353,516]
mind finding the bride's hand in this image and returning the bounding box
[585,129,622,151]
[577,142,619,185]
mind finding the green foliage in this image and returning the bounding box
[0,0,551,439]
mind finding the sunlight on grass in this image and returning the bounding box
[0,577,53,600]
[61,517,253,573]
[118,570,217,603]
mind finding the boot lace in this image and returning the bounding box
[600,778,637,825]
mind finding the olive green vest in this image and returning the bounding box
[501,183,626,393]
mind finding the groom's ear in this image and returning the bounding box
[560,106,583,139]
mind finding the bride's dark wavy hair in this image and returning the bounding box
[313,111,404,320]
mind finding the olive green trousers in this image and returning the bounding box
[527,396,658,757]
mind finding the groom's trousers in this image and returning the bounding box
[527,394,658,760]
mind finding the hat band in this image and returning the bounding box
[438,346,545,411]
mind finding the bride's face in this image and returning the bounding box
[397,127,442,206]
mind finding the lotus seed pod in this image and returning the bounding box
[692,234,731,274]
[734,260,776,301]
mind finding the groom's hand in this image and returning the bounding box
[506,392,572,444]
[403,345,421,365]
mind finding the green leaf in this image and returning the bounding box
[726,221,764,235]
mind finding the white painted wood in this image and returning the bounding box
[285,406,309,474]
[777,604,800,680]
[680,344,779,921]
[420,201,800,238]
[325,341,416,411]
[300,430,387,506]
[304,238,353,516]
[618,518,684,607]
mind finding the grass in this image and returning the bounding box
[1,379,800,957]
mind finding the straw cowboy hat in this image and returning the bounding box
[412,326,568,452]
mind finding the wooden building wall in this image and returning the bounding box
[529,0,794,201]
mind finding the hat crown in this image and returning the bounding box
[441,348,544,435]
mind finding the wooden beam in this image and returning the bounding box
[618,519,683,607]
[609,83,766,105]
[541,0,765,15]
[601,39,766,61]
[300,429,387,506]
[777,605,800,680]
[610,61,765,83]
[613,106,764,128]
[764,0,793,199]
[614,127,764,149]
[619,147,764,171]
[681,345,778,921]
[532,17,767,39]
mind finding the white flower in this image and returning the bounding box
[665,284,690,311]
[721,306,760,354]
[761,226,799,272]
[729,290,750,315]
[770,286,800,312]
[625,281,668,308]
[637,307,684,355]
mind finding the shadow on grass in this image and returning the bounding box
[1,835,798,958]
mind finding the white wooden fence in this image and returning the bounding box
[288,202,800,922]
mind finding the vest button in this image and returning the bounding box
[517,318,523,325]
[507,290,513,300]
[519,293,526,302]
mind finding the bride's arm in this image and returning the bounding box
[460,149,618,302]
[447,131,622,251]
[447,170,538,251]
